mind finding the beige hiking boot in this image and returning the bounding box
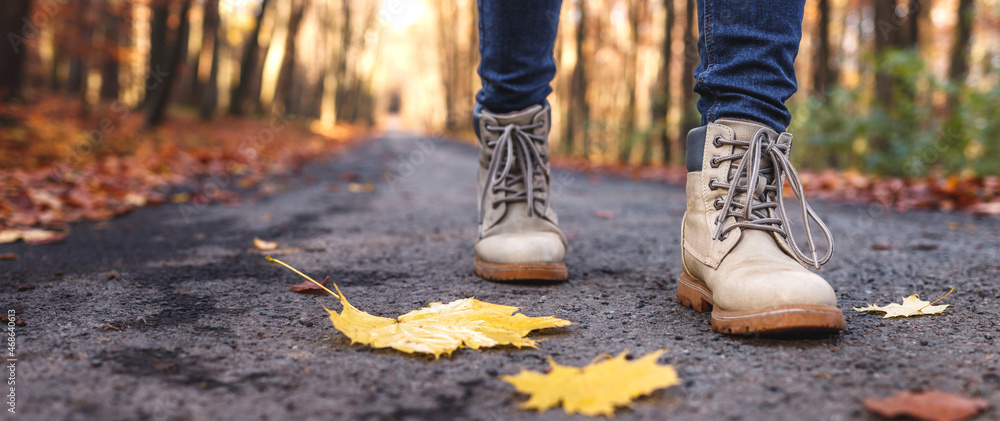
[473,103,568,282]
[678,119,844,334]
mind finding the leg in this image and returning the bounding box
[679,0,843,334]
[472,0,568,282]
[693,0,805,132]
[475,0,562,113]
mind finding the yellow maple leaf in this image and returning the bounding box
[266,256,571,358]
[502,350,680,417]
[853,288,954,318]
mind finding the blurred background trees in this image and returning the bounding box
[1,0,999,177]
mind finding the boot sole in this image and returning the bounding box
[474,257,568,282]
[678,273,845,335]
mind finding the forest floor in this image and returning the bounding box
[2,132,998,420]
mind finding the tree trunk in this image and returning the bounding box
[811,0,836,97]
[620,0,645,164]
[144,0,192,129]
[946,0,974,110]
[229,0,270,115]
[873,0,894,110]
[99,0,121,101]
[199,0,220,120]
[650,0,674,165]
[436,0,460,130]
[144,0,170,108]
[273,0,306,113]
[564,0,590,157]
[677,0,698,155]
[0,0,33,103]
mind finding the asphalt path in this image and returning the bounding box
[2,133,998,420]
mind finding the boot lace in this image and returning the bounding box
[710,128,834,269]
[480,121,551,225]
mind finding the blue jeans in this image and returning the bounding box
[475,0,806,132]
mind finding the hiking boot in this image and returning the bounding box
[678,119,844,334]
[473,103,568,282]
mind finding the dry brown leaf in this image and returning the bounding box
[0,253,17,261]
[863,390,989,421]
[267,256,571,358]
[290,275,331,294]
[594,210,617,219]
[253,237,279,251]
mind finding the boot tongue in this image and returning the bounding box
[716,119,780,204]
[714,119,779,141]
[487,104,543,126]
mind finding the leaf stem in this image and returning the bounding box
[265,256,339,298]
[919,287,955,312]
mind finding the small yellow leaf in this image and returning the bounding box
[347,182,374,193]
[0,229,66,244]
[502,350,680,417]
[266,256,571,358]
[253,237,279,250]
[853,289,954,318]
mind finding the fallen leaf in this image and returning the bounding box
[290,275,331,294]
[502,350,680,417]
[336,171,359,181]
[0,228,66,245]
[253,237,279,251]
[854,288,954,318]
[248,247,301,255]
[863,390,989,421]
[124,192,147,207]
[17,285,34,291]
[594,210,617,219]
[169,192,190,204]
[0,253,17,261]
[871,243,895,250]
[267,256,571,358]
[347,182,374,193]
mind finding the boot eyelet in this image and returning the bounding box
[713,198,723,210]
[708,178,719,190]
[710,157,721,168]
[712,135,724,147]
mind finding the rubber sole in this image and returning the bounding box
[678,273,845,335]
[474,256,568,282]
